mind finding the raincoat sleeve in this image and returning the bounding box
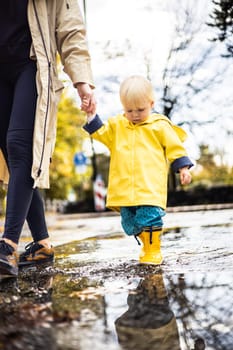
[55,0,94,87]
[158,121,193,172]
[83,115,114,150]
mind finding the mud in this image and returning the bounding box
[0,208,233,350]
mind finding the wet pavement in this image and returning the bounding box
[0,206,233,350]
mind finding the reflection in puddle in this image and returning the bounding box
[1,267,233,349]
[115,274,181,350]
[0,213,232,350]
[165,273,233,350]
[104,272,233,350]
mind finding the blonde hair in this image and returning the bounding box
[119,75,155,109]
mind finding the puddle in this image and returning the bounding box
[0,211,232,350]
[0,268,232,350]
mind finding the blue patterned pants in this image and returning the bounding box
[120,205,165,236]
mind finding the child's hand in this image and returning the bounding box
[75,82,96,114]
[179,167,192,185]
[81,97,97,118]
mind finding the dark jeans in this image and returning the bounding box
[0,59,48,244]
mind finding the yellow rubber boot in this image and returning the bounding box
[138,229,163,265]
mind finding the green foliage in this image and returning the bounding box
[45,91,91,200]
[0,187,5,199]
[192,144,233,186]
[0,186,6,215]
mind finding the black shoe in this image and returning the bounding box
[19,242,54,267]
[0,240,18,277]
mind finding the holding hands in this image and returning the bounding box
[76,82,96,115]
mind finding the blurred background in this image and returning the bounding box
[1,0,232,214]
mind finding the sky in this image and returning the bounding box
[73,0,233,165]
[88,2,172,87]
[79,0,179,110]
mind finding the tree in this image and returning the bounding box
[85,0,232,192]
[158,1,225,122]
[192,144,233,186]
[208,0,233,57]
[153,0,230,189]
[45,91,92,200]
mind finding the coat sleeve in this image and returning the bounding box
[83,115,114,151]
[158,121,193,172]
[55,0,94,87]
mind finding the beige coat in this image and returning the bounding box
[0,0,94,188]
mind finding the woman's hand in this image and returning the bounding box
[75,82,97,115]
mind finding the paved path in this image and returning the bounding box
[1,204,232,273]
[0,206,233,350]
[16,206,233,274]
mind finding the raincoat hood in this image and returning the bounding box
[123,113,188,142]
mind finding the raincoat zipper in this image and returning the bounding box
[32,0,51,178]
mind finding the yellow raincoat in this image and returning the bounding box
[88,113,192,211]
[0,0,94,188]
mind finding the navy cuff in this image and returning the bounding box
[171,156,193,173]
[83,114,103,134]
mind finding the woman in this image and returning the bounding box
[0,0,96,277]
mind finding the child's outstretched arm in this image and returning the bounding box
[179,166,192,185]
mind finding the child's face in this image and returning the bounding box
[123,101,154,124]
